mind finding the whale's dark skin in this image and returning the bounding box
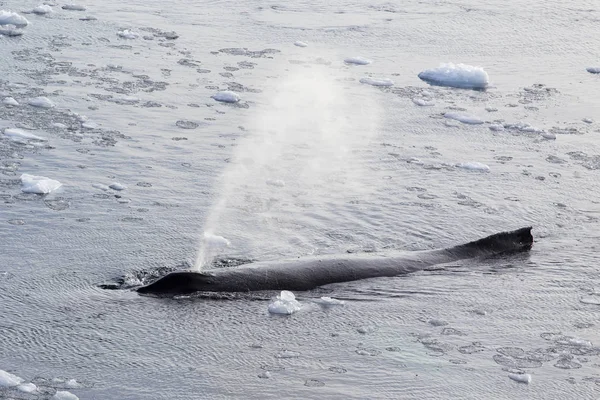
[137,227,533,296]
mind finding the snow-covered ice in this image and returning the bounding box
[28,97,55,108]
[0,10,29,26]
[344,56,372,65]
[418,63,489,89]
[359,77,393,87]
[21,174,62,194]
[444,112,484,125]
[212,91,240,103]
[456,162,490,172]
[268,291,302,315]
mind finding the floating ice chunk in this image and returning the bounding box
[258,371,271,379]
[317,297,345,306]
[109,182,126,191]
[117,29,139,39]
[52,122,67,129]
[81,121,98,129]
[65,379,81,388]
[444,112,484,125]
[444,120,460,128]
[344,56,372,65]
[294,41,308,47]
[586,67,600,74]
[412,98,434,106]
[52,391,79,400]
[489,124,504,132]
[456,162,490,172]
[540,132,556,140]
[21,174,62,194]
[0,369,23,387]
[359,77,393,87]
[92,183,109,190]
[29,96,55,108]
[4,128,46,141]
[0,24,24,36]
[212,91,240,103]
[17,382,37,393]
[418,63,489,89]
[268,291,302,315]
[3,97,19,106]
[508,373,531,384]
[0,10,29,26]
[202,232,231,249]
[32,5,53,14]
[266,179,285,187]
[62,4,86,11]
[583,118,593,124]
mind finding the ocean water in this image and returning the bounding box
[1,0,600,399]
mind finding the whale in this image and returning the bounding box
[137,227,533,296]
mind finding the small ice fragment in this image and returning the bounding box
[258,371,271,379]
[412,98,434,106]
[294,41,308,47]
[65,379,81,388]
[17,382,37,393]
[540,132,556,140]
[81,121,98,129]
[0,369,24,387]
[583,118,593,124]
[318,297,345,305]
[52,122,67,129]
[419,63,489,89]
[62,4,86,11]
[456,162,490,172]
[0,24,24,36]
[92,183,109,191]
[109,182,126,191]
[0,10,29,26]
[52,391,79,400]
[508,373,531,384]
[266,179,285,187]
[3,97,19,106]
[212,91,240,103]
[117,29,139,39]
[444,112,484,125]
[586,67,600,74]
[268,290,302,315]
[4,128,46,141]
[489,124,504,132]
[21,174,62,194]
[28,96,55,108]
[32,5,53,14]
[344,56,372,65]
[360,77,393,87]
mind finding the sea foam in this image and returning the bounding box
[418,63,489,89]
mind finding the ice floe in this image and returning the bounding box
[508,373,531,384]
[17,382,37,393]
[444,112,484,125]
[456,162,490,172]
[0,369,23,387]
[0,10,29,26]
[52,391,79,400]
[117,29,139,39]
[212,91,240,103]
[418,63,489,89]
[21,174,62,194]
[359,77,393,87]
[3,128,46,142]
[28,96,55,108]
[294,41,308,47]
[268,291,302,315]
[586,67,600,74]
[62,4,86,11]
[344,56,372,65]
[3,97,19,106]
[32,5,53,15]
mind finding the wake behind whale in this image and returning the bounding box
[137,227,533,296]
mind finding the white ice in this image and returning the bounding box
[359,77,393,87]
[109,182,126,191]
[32,5,53,15]
[17,382,37,393]
[268,290,302,315]
[4,128,46,142]
[0,10,29,26]
[21,173,62,194]
[0,24,24,36]
[418,63,489,89]
[0,369,23,387]
[52,391,79,400]
[488,124,504,132]
[3,97,19,106]
[586,67,600,74]
[456,162,490,172]
[117,29,139,39]
[212,91,240,103]
[412,98,434,106]
[444,112,484,125]
[294,41,308,47]
[508,373,531,384]
[28,97,55,108]
[62,4,86,11]
[344,56,372,65]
